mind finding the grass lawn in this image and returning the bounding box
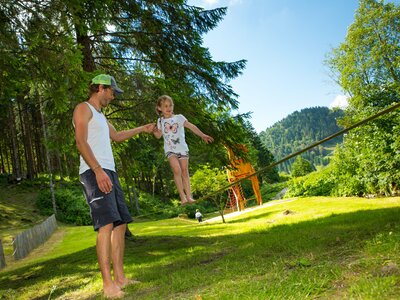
[0,196,399,299]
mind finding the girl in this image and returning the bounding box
[153,95,214,205]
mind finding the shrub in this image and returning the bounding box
[191,165,227,198]
[286,165,335,197]
[131,190,215,220]
[291,156,316,177]
[36,188,91,225]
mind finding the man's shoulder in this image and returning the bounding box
[73,102,92,121]
[75,101,90,111]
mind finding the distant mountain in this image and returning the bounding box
[259,106,344,173]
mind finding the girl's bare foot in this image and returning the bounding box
[181,199,196,206]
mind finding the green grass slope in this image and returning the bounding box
[1,197,399,299]
[0,184,46,261]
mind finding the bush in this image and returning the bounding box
[278,172,291,182]
[134,192,180,219]
[291,156,316,177]
[36,188,91,225]
[286,165,335,197]
[191,165,227,198]
[191,165,230,213]
[132,190,216,220]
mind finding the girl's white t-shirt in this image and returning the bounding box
[157,114,189,154]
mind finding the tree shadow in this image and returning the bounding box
[0,206,398,299]
[225,208,282,224]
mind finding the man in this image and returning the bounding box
[73,74,154,298]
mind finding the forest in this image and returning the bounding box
[0,0,278,204]
[259,106,344,173]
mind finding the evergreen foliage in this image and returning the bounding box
[259,107,344,173]
[0,1,269,205]
[244,122,279,183]
[291,156,315,177]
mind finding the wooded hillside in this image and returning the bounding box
[259,107,344,173]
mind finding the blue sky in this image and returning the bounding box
[188,0,364,132]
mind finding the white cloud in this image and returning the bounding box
[203,0,219,6]
[229,0,243,5]
[192,0,242,7]
[329,95,349,109]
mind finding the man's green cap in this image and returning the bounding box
[91,74,123,95]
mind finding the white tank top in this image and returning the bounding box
[79,102,115,174]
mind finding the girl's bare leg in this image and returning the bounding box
[179,158,194,202]
[168,155,187,203]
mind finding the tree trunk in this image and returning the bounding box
[74,12,96,72]
[125,180,134,212]
[8,104,22,181]
[132,184,140,215]
[63,154,70,178]
[212,195,226,223]
[56,153,63,181]
[24,110,36,179]
[17,96,35,179]
[32,106,44,173]
[0,140,6,174]
[39,100,57,216]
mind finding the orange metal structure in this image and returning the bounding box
[226,145,262,211]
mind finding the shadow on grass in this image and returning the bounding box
[0,206,399,299]
[225,208,282,224]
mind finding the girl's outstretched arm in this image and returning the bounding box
[184,121,214,144]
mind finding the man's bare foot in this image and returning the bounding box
[187,198,196,204]
[116,278,141,289]
[104,284,124,299]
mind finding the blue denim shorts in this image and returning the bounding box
[80,169,133,231]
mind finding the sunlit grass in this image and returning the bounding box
[1,196,399,299]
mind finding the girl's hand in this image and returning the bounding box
[153,127,162,134]
[153,127,163,139]
[202,134,214,144]
[143,123,156,133]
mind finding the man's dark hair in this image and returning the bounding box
[89,83,111,97]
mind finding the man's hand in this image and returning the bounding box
[142,123,156,133]
[95,169,113,194]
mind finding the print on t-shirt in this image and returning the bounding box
[157,114,189,154]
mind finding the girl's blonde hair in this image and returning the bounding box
[155,95,174,116]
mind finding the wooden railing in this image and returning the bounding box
[12,214,57,260]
